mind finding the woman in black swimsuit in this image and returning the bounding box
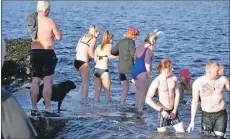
[93,31,118,103]
[75,25,100,100]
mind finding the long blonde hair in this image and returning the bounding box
[100,31,113,51]
[88,25,100,37]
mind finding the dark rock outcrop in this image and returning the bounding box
[2,38,32,85]
[28,114,67,138]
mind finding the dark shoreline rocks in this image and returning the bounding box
[2,38,32,86]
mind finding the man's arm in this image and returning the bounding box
[187,79,200,133]
[111,42,119,56]
[52,19,62,40]
[145,79,162,111]
[223,76,230,91]
[88,37,97,59]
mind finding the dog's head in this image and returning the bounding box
[61,80,76,93]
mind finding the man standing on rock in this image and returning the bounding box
[29,1,62,116]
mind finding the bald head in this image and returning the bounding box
[205,61,219,79]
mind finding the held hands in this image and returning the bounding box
[186,122,195,133]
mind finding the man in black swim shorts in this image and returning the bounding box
[187,61,230,138]
[29,1,62,117]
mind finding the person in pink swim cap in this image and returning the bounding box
[178,68,194,102]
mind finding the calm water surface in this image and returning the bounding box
[2,1,229,139]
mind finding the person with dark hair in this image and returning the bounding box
[111,26,139,105]
[93,31,118,103]
[145,58,185,133]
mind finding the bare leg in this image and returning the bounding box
[120,80,129,105]
[157,127,167,132]
[94,76,102,103]
[43,75,53,112]
[76,70,84,97]
[137,73,148,114]
[79,63,89,100]
[173,122,185,133]
[79,64,89,100]
[30,77,41,110]
[135,79,141,112]
[101,72,111,103]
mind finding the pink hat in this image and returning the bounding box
[179,68,190,78]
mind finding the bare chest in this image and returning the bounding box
[158,78,175,92]
[200,82,224,97]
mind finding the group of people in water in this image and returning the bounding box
[27,1,229,138]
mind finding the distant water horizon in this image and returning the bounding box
[2,1,229,138]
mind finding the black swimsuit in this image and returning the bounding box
[94,55,109,78]
[74,37,93,70]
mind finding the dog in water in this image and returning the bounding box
[37,80,76,112]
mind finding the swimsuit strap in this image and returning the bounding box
[140,45,151,59]
[98,55,108,60]
[80,36,93,47]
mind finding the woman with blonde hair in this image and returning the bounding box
[93,31,118,103]
[74,25,100,100]
[131,31,158,115]
[111,26,139,105]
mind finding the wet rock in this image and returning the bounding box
[28,115,67,138]
[2,38,31,85]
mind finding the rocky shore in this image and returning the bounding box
[2,38,66,138]
[2,38,31,90]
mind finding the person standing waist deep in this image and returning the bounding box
[30,1,62,116]
[111,26,139,105]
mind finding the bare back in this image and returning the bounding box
[135,42,153,62]
[76,34,96,62]
[195,75,229,112]
[32,14,59,50]
[94,45,110,69]
[156,74,178,110]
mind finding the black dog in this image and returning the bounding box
[37,80,76,112]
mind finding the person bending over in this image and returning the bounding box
[74,25,100,100]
